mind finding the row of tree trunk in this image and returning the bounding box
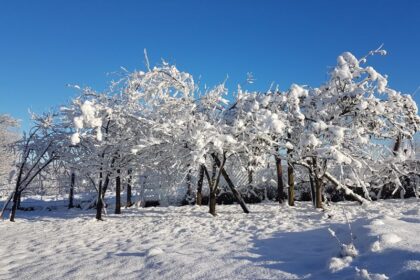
[66,168,133,221]
[72,146,336,221]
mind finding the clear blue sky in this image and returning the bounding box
[1,0,419,131]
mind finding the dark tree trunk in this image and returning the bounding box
[315,177,323,208]
[16,192,22,209]
[115,169,121,214]
[393,134,401,156]
[9,168,23,222]
[275,155,285,203]
[126,169,133,208]
[9,191,20,222]
[212,154,250,214]
[209,160,218,216]
[185,167,194,204]
[287,155,295,206]
[68,172,75,209]
[96,170,103,220]
[209,191,217,215]
[196,165,205,206]
[248,168,253,186]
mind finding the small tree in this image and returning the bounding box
[7,113,62,221]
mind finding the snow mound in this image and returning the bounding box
[329,256,352,272]
[380,233,401,244]
[355,267,389,280]
[399,260,420,277]
[370,219,385,226]
[370,240,381,252]
[340,243,358,258]
[147,247,164,257]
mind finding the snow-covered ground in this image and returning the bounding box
[1,199,420,280]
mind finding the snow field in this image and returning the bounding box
[1,199,419,279]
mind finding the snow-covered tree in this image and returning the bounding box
[4,112,65,221]
[294,48,419,208]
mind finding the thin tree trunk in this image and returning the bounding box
[296,160,368,205]
[212,154,250,214]
[196,165,205,206]
[68,172,75,209]
[115,169,121,214]
[126,169,133,207]
[275,155,285,203]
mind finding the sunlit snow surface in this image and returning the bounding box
[1,199,419,279]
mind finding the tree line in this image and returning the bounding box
[1,47,419,221]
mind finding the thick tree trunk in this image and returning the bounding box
[126,169,133,207]
[196,165,205,206]
[275,155,285,203]
[212,154,250,214]
[115,169,121,214]
[68,172,75,209]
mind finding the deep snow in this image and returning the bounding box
[1,199,419,280]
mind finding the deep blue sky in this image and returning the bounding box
[1,0,419,131]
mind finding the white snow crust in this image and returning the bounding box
[1,199,420,279]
